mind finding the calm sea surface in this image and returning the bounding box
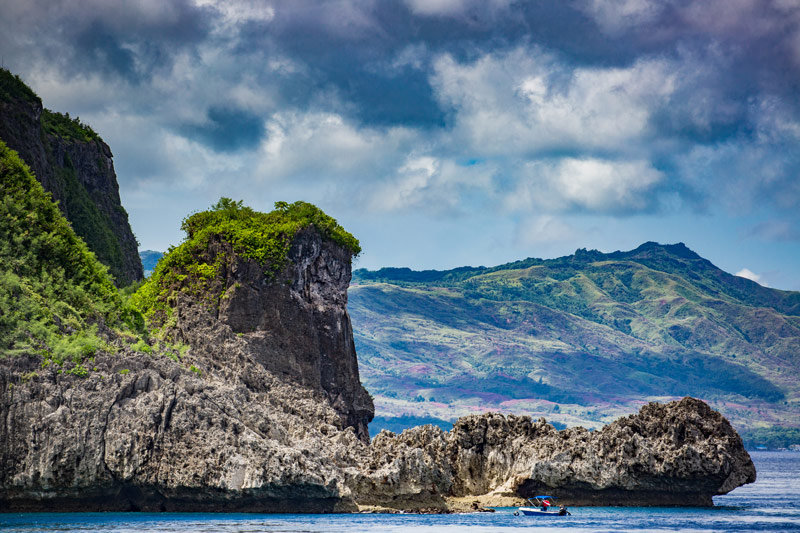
[1,451,798,532]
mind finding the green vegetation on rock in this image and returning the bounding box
[131,198,360,327]
[1,67,142,286]
[0,68,41,105]
[41,110,100,143]
[0,140,142,370]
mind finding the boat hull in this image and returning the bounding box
[519,507,561,516]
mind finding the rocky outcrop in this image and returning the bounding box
[0,69,142,285]
[0,347,364,512]
[165,229,374,441]
[355,397,756,508]
[0,219,373,511]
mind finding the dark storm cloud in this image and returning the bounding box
[181,106,266,152]
[0,0,211,83]
[1,0,799,216]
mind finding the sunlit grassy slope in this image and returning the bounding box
[350,243,800,434]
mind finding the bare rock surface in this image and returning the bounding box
[166,228,374,440]
[0,348,364,512]
[355,397,756,508]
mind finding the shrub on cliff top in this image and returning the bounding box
[130,198,360,325]
[41,109,100,143]
[0,68,42,105]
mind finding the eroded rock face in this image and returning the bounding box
[0,345,365,512]
[0,227,373,511]
[355,397,756,507]
[167,229,374,441]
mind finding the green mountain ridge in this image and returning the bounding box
[349,243,800,441]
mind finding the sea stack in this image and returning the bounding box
[356,397,756,508]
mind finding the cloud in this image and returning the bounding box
[580,0,664,34]
[402,0,513,17]
[180,106,266,152]
[745,220,800,242]
[507,158,664,213]
[1,0,799,281]
[515,215,578,246]
[735,268,767,286]
[431,48,684,158]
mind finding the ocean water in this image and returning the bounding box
[1,451,798,532]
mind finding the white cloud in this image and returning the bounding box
[515,215,577,246]
[735,268,767,286]
[256,111,415,185]
[195,0,275,26]
[431,48,679,157]
[403,0,512,17]
[580,0,664,34]
[507,158,663,213]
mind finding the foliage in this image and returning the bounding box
[0,68,41,105]
[740,427,800,450]
[49,155,131,285]
[3,67,135,286]
[41,109,100,143]
[131,338,153,354]
[0,140,142,368]
[189,364,202,376]
[131,198,360,326]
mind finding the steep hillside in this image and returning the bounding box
[0,68,142,286]
[0,140,145,363]
[350,243,800,438]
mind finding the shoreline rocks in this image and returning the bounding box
[354,398,755,509]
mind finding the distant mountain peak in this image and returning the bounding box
[625,241,702,261]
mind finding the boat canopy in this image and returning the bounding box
[534,495,556,500]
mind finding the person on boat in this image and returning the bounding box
[542,499,551,511]
[558,505,571,516]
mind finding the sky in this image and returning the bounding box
[1,0,799,289]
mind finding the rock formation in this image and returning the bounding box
[165,228,374,441]
[0,216,374,512]
[0,346,366,512]
[356,397,756,508]
[0,68,142,285]
[0,186,755,511]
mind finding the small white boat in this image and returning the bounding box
[517,495,570,516]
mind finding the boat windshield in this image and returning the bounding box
[528,496,557,507]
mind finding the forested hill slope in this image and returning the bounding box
[350,242,800,437]
[0,68,142,286]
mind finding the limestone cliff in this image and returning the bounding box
[0,347,366,512]
[356,397,756,508]
[0,68,142,286]
[164,229,374,440]
[0,190,371,511]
